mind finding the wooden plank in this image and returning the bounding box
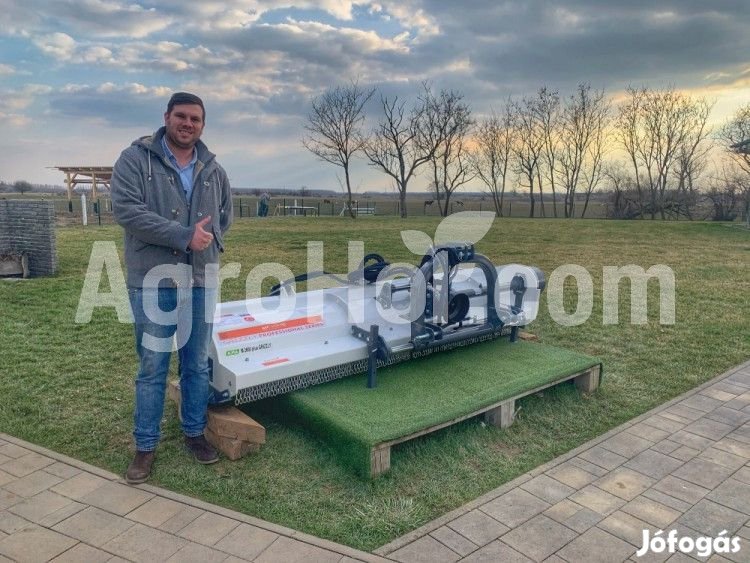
[370,445,391,478]
[575,364,601,393]
[484,399,515,428]
[205,427,261,461]
[207,405,266,444]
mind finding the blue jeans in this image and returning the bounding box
[128,286,216,451]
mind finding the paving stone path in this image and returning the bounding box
[0,436,386,562]
[2,359,749,562]
[376,359,750,562]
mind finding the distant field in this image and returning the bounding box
[0,217,747,550]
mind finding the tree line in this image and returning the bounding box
[0,180,35,194]
[303,80,750,223]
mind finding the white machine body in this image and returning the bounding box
[209,263,543,403]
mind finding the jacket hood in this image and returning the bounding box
[132,126,216,166]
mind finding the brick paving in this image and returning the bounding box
[2,359,749,562]
[377,359,750,562]
[0,436,386,562]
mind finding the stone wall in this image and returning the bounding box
[0,199,57,276]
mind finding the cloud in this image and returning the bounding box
[113,41,241,73]
[0,112,31,127]
[197,19,420,92]
[0,83,53,128]
[378,0,439,39]
[16,2,476,102]
[3,0,750,188]
[1,0,171,39]
[31,32,122,65]
[62,0,170,38]
[411,1,750,97]
[32,32,77,60]
[29,33,240,74]
[29,41,118,66]
[700,64,750,90]
[0,83,51,112]
[164,1,370,29]
[46,82,172,127]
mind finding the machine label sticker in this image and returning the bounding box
[218,315,324,341]
[224,342,272,357]
[262,357,290,366]
[214,313,256,327]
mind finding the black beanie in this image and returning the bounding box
[167,92,205,119]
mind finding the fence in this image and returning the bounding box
[234,196,608,219]
[19,193,609,221]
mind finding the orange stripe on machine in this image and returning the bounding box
[262,357,290,366]
[218,315,323,341]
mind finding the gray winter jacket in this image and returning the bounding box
[112,127,233,288]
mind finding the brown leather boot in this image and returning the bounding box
[184,435,219,464]
[125,451,155,484]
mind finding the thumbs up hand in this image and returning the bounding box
[189,215,214,252]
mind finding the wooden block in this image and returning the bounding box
[484,399,515,428]
[168,379,266,444]
[204,427,260,461]
[519,331,538,341]
[208,405,266,444]
[574,365,601,394]
[370,445,391,478]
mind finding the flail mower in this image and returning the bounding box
[209,242,545,405]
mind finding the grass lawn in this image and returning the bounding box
[0,217,748,551]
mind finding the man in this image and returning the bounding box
[112,92,233,484]
[258,191,270,217]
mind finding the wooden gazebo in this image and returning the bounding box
[52,166,113,203]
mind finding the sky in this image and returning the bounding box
[1,0,749,192]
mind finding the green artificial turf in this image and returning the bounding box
[271,339,600,477]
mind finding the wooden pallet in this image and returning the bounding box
[369,364,601,477]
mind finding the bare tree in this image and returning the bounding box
[719,103,750,173]
[303,80,375,218]
[616,87,712,220]
[603,163,641,219]
[364,91,435,218]
[705,163,750,221]
[471,104,516,217]
[705,186,740,222]
[579,116,608,219]
[511,96,545,218]
[558,83,611,218]
[422,87,475,216]
[671,99,713,219]
[615,87,647,218]
[719,102,750,226]
[535,87,561,218]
